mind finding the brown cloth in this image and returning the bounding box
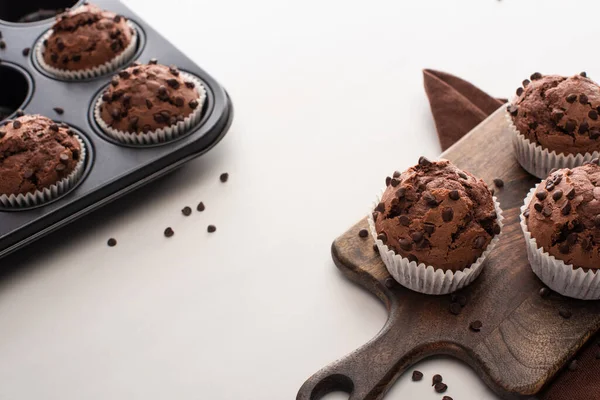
[423,69,600,400]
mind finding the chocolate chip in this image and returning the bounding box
[522,79,530,87]
[589,110,599,120]
[59,153,69,163]
[418,156,432,166]
[385,176,391,186]
[185,81,195,89]
[52,107,64,115]
[539,287,550,298]
[561,202,571,215]
[164,227,174,237]
[373,243,379,253]
[432,374,443,386]
[581,71,587,77]
[565,119,577,133]
[410,232,423,243]
[22,47,30,56]
[12,120,21,129]
[175,96,185,107]
[384,277,395,289]
[493,178,504,188]
[458,172,468,179]
[0,40,6,50]
[423,192,438,207]
[180,206,192,216]
[443,397,453,400]
[516,87,524,96]
[118,70,130,79]
[435,383,448,393]
[72,54,81,62]
[590,128,600,139]
[442,207,454,222]
[566,94,577,103]
[220,172,229,182]
[449,303,462,315]
[449,190,459,200]
[55,163,65,172]
[473,236,486,249]
[111,78,119,87]
[396,187,406,198]
[493,224,501,235]
[392,171,401,178]
[507,104,518,116]
[377,232,387,244]
[207,225,217,233]
[106,238,118,247]
[566,188,576,200]
[167,78,180,89]
[423,223,435,235]
[546,181,555,191]
[358,229,368,238]
[399,238,412,251]
[197,202,205,212]
[114,15,122,22]
[412,371,423,382]
[552,109,564,122]
[456,295,467,307]
[51,53,58,63]
[580,94,589,104]
[558,242,570,254]
[523,209,530,218]
[399,215,410,226]
[149,58,158,65]
[189,99,199,109]
[579,121,589,134]
[15,110,23,117]
[536,191,548,201]
[568,360,578,371]
[534,203,543,212]
[530,72,542,80]
[375,202,385,212]
[552,190,563,201]
[470,320,483,332]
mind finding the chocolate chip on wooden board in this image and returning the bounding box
[358,229,368,238]
[411,370,423,381]
[197,202,205,212]
[493,178,504,188]
[207,225,217,233]
[559,308,572,319]
[220,172,229,182]
[164,227,174,238]
[435,383,448,393]
[442,397,454,400]
[432,374,443,386]
[181,206,192,216]
[107,238,117,247]
[449,303,462,315]
[470,320,483,332]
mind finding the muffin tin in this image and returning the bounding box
[0,0,233,258]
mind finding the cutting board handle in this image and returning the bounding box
[297,302,439,400]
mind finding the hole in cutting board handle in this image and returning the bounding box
[303,374,354,400]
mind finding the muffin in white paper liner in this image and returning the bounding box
[368,190,504,295]
[0,136,87,208]
[94,72,206,146]
[35,21,138,81]
[520,185,600,300]
[506,108,599,180]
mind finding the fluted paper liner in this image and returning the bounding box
[0,135,87,208]
[506,107,599,179]
[35,21,138,80]
[368,189,504,295]
[520,185,600,300]
[94,72,206,146]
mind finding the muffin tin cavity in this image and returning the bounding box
[0,0,82,23]
[0,63,33,121]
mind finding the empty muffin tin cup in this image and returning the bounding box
[0,0,82,23]
[369,189,504,295]
[0,135,87,208]
[35,21,138,80]
[93,72,207,146]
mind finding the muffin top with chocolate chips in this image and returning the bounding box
[373,158,500,271]
[510,72,600,155]
[43,4,134,71]
[0,115,82,196]
[99,62,201,133]
[525,162,600,270]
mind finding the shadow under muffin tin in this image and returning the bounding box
[0,0,233,259]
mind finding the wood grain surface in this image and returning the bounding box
[297,107,600,400]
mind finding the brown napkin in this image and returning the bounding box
[423,69,600,400]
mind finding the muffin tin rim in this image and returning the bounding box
[0,61,35,120]
[0,0,85,26]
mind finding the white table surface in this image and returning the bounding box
[0,0,596,399]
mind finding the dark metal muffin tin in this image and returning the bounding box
[0,0,233,258]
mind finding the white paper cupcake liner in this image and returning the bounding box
[506,108,599,179]
[0,135,87,208]
[520,185,600,300]
[94,72,207,146]
[35,21,138,80]
[368,189,504,295]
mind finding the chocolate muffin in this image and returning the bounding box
[98,62,202,134]
[510,73,600,155]
[0,115,82,197]
[373,158,500,271]
[42,4,135,72]
[525,163,600,270]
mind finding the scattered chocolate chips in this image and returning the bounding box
[579,121,589,134]
[423,223,435,235]
[473,236,486,249]
[207,225,217,233]
[396,187,406,198]
[530,72,542,80]
[197,202,205,212]
[566,188,576,200]
[358,229,368,238]
[432,374,443,386]
[220,173,229,182]
[373,243,379,253]
[581,71,587,77]
[423,192,438,207]
[523,209,530,218]
[565,119,577,133]
[442,207,454,222]
[535,191,548,201]
[418,156,432,167]
[377,232,387,243]
[449,190,459,201]
[458,171,468,179]
[189,99,199,109]
[456,295,467,307]
[411,231,423,243]
[434,383,448,393]
[393,171,401,178]
[375,202,385,213]
[552,190,563,201]
[559,308,572,319]
[385,176,391,186]
[522,79,530,87]
[181,206,192,216]
[470,320,483,332]
[493,178,504,188]
[449,303,462,315]
[580,94,589,104]
[589,110,599,120]
[516,87,524,96]
[107,238,117,247]
[0,40,5,50]
[545,180,555,191]
[411,370,423,381]
[164,227,174,238]
[443,397,453,400]
[561,202,572,216]
[22,47,30,56]
[12,120,21,129]
[539,287,550,298]
[566,94,577,103]
[53,107,64,115]
[399,238,412,251]
[399,215,410,226]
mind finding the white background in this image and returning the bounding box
[0,1,595,399]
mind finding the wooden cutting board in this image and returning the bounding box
[297,107,600,400]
